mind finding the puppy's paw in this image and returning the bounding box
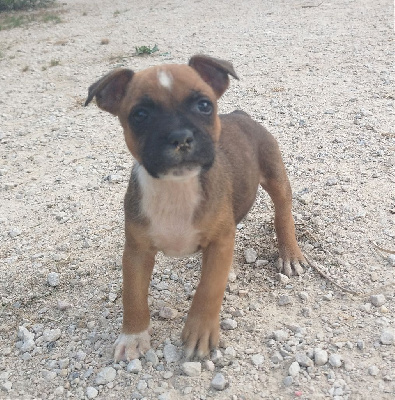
[277,254,307,277]
[113,330,151,361]
[181,316,219,359]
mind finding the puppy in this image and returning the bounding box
[85,55,306,361]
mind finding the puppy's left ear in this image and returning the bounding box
[85,69,134,115]
[189,55,239,98]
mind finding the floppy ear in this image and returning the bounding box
[85,69,134,115]
[188,55,239,98]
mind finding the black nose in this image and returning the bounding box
[168,129,194,149]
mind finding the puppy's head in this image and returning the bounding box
[85,55,238,180]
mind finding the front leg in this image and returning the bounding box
[114,238,156,361]
[182,228,235,358]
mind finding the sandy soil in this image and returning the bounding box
[0,0,394,399]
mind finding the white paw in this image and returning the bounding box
[113,330,151,361]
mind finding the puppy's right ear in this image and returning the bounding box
[85,69,134,115]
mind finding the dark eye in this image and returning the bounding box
[196,99,213,115]
[132,108,149,123]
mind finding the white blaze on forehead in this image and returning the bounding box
[157,69,173,90]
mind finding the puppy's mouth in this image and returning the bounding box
[158,163,202,181]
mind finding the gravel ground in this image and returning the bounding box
[1,0,394,399]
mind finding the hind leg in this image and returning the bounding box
[259,139,306,276]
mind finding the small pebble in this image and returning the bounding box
[251,353,264,366]
[95,366,116,385]
[127,359,142,373]
[47,272,60,287]
[9,228,22,238]
[211,349,223,363]
[283,376,293,387]
[370,294,386,307]
[205,360,215,371]
[255,259,269,267]
[159,307,178,319]
[42,328,61,342]
[1,381,12,392]
[278,295,292,306]
[244,248,258,263]
[314,349,328,366]
[86,387,98,399]
[221,319,237,330]
[271,351,284,364]
[329,354,342,368]
[368,365,379,376]
[289,361,300,376]
[163,343,181,363]
[276,273,290,284]
[380,329,394,345]
[182,362,201,377]
[145,349,159,366]
[57,300,71,310]
[211,373,227,390]
[295,352,314,367]
[272,330,289,342]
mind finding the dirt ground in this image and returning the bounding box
[0,0,394,399]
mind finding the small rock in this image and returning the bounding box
[272,330,289,342]
[278,295,292,306]
[283,376,293,387]
[244,248,258,263]
[163,344,181,363]
[42,370,57,380]
[329,354,342,368]
[388,254,395,267]
[42,328,61,342]
[368,365,380,376]
[221,318,237,330]
[380,329,394,345]
[205,360,215,371]
[17,326,35,352]
[255,259,269,267]
[108,292,117,302]
[251,353,264,366]
[228,271,237,282]
[276,273,290,284]
[86,387,98,399]
[211,349,223,363]
[182,362,201,377]
[271,351,284,364]
[159,307,178,319]
[107,174,122,183]
[370,294,386,307]
[95,366,116,385]
[75,350,87,361]
[59,358,70,368]
[57,300,71,311]
[224,346,236,358]
[211,373,227,390]
[127,359,142,373]
[1,381,12,392]
[9,228,22,238]
[289,361,300,376]
[145,349,159,366]
[136,380,147,391]
[47,272,60,287]
[314,349,328,366]
[323,293,333,301]
[295,353,314,367]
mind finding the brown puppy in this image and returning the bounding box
[85,55,306,361]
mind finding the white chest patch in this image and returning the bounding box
[137,165,201,257]
[157,69,173,91]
